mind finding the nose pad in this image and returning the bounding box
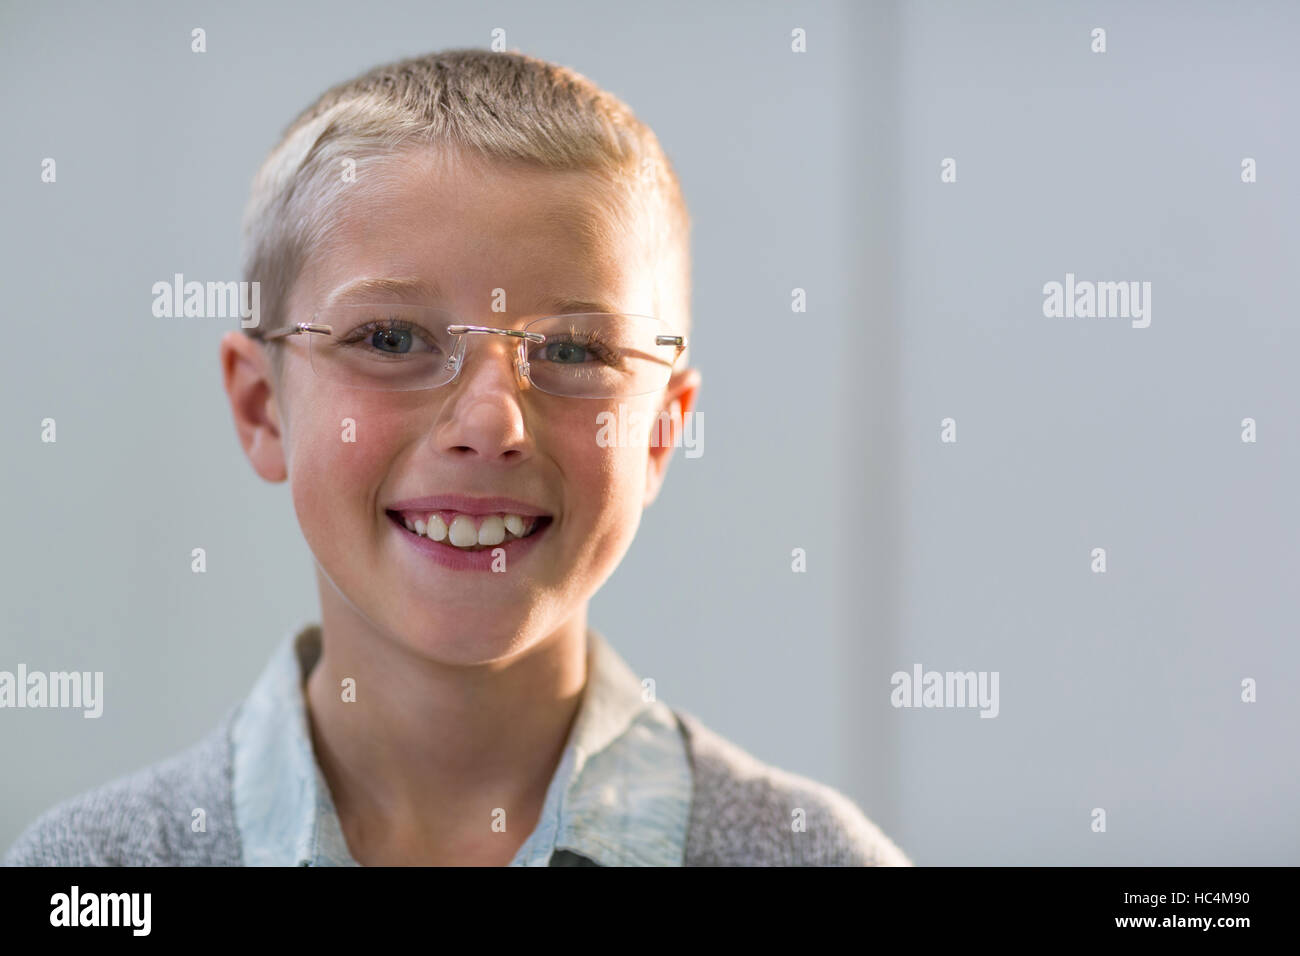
[514,353,532,391]
[442,336,469,381]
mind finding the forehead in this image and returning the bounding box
[298,146,653,318]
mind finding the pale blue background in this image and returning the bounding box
[2,0,1297,864]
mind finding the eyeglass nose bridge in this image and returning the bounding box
[443,324,547,390]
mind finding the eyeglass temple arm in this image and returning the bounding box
[616,334,687,368]
[445,325,685,351]
[259,322,332,341]
[550,335,684,370]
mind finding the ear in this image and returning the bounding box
[219,331,287,482]
[643,365,701,508]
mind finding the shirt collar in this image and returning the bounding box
[231,623,690,867]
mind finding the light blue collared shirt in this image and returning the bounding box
[230,624,691,866]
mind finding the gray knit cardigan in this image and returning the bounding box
[3,705,911,867]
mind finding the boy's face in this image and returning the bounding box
[223,147,697,665]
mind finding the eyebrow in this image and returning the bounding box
[326,277,624,315]
[534,294,624,315]
[326,276,441,305]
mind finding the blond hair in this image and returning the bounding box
[240,48,691,346]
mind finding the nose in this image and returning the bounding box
[431,333,533,464]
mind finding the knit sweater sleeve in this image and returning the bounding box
[673,708,912,866]
[2,706,243,867]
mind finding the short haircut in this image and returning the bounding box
[240,48,692,351]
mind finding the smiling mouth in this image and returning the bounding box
[385,509,552,551]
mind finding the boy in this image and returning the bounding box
[4,48,910,866]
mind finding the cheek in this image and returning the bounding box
[558,404,652,538]
[284,391,406,544]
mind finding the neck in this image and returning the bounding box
[303,576,590,856]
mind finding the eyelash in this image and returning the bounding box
[336,317,621,365]
[338,317,436,348]
[539,327,619,364]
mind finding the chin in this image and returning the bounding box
[385,611,540,666]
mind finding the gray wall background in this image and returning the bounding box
[2,0,1296,864]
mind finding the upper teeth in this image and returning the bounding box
[401,512,538,549]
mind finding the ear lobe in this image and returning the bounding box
[220,331,287,483]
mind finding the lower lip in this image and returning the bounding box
[387,512,552,571]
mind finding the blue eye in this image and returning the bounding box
[371,328,413,353]
[542,341,590,364]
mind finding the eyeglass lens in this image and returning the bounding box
[304,304,680,398]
